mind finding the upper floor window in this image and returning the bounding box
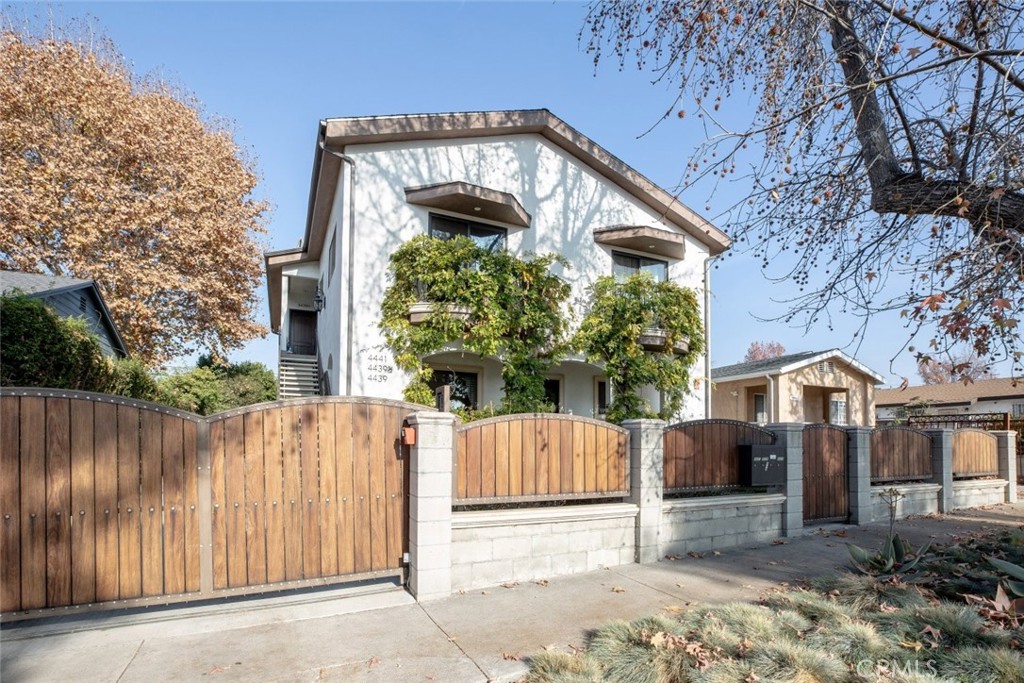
[1013,403,1024,417]
[429,214,506,252]
[612,251,667,281]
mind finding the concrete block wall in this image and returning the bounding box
[952,479,1010,509]
[660,494,785,555]
[450,504,637,590]
[869,484,941,521]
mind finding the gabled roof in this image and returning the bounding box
[0,270,92,296]
[712,349,885,384]
[266,109,732,331]
[876,377,1024,408]
[0,269,130,358]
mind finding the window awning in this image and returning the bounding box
[405,181,531,228]
[593,225,686,260]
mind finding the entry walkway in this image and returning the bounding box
[3,503,1021,682]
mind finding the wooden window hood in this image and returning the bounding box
[405,181,531,228]
[593,225,686,260]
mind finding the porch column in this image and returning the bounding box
[847,427,873,524]
[993,430,1018,503]
[623,419,666,564]
[768,424,804,536]
[924,429,954,513]
[407,411,456,601]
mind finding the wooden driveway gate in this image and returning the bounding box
[802,424,849,524]
[0,390,418,619]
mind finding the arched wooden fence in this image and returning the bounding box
[952,429,998,478]
[0,389,420,619]
[662,419,775,492]
[454,414,629,504]
[870,427,932,482]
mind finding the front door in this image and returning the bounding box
[288,310,317,355]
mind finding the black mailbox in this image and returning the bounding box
[738,444,786,486]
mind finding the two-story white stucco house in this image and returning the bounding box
[265,110,730,419]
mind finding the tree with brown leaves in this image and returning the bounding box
[584,1,1023,374]
[743,340,787,362]
[0,27,269,365]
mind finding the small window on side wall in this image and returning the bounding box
[595,379,610,417]
[429,214,506,252]
[612,251,667,281]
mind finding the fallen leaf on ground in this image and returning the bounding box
[611,586,626,593]
[368,657,381,668]
[534,579,549,587]
[502,652,521,661]
[771,540,788,545]
[501,582,519,589]
[481,591,491,595]
[687,551,704,559]
[834,530,847,537]
[665,554,682,560]
[712,551,722,556]
[663,604,685,613]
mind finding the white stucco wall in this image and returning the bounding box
[307,133,710,418]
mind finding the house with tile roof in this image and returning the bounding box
[0,270,129,358]
[711,349,884,426]
[876,377,1024,422]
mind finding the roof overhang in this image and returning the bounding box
[714,349,886,385]
[405,181,531,228]
[593,225,686,260]
[265,248,315,334]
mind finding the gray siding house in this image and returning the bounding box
[1,270,129,358]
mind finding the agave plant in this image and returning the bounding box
[847,488,931,576]
[988,557,1024,598]
[848,533,931,576]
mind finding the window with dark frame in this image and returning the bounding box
[611,251,668,281]
[544,378,561,413]
[328,230,337,285]
[596,379,610,416]
[428,369,479,411]
[429,214,507,252]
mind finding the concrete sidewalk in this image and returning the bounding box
[3,502,1021,683]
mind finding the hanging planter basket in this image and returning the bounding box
[638,327,690,354]
[407,301,473,325]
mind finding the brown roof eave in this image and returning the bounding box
[265,249,314,334]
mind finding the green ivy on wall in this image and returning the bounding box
[574,273,705,423]
[379,234,571,413]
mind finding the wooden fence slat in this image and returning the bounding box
[367,405,387,572]
[481,423,496,499]
[300,404,322,578]
[282,406,304,581]
[209,420,228,589]
[20,398,47,609]
[535,419,549,496]
[262,408,285,584]
[456,430,468,500]
[116,406,142,600]
[1,398,21,612]
[182,420,200,593]
[162,415,185,596]
[45,399,72,607]
[596,428,609,493]
[383,407,402,569]
[223,416,247,588]
[522,420,536,496]
[351,404,371,574]
[318,404,338,578]
[584,423,597,493]
[243,411,268,585]
[139,410,163,597]
[564,419,578,494]
[334,403,355,576]
[466,424,482,500]
[69,400,96,605]
[495,421,509,497]
[93,403,119,601]
[508,420,522,497]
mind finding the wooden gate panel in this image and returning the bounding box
[182,420,201,593]
[222,415,247,588]
[281,406,303,581]
[243,411,268,586]
[161,415,185,596]
[803,425,849,523]
[1,397,21,612]
[318,404,339,578]
[44,399,72,607]
[262,407,286,584]
[952,430,998,477]
[116,405,141,600]
[334,403,355,577]
[383,406,403,572]
[93,402,119,602]
[140,410,163,597]
[662,420,775,492]
[209,419,228,589]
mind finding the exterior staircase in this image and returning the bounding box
[278,353,320,398]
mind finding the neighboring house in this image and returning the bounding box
[711,349,884,426]
[265,109,731,415]
[876,377,1024,422]
[0,269,129,358]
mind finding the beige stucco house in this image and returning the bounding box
[711,349,884,426]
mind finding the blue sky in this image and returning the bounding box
[11,1,938,386]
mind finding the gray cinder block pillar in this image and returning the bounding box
[623,419,666,564]
[406,411,456,601]
[924,429,954,513]
[993,430,1018,503]
[847,427,873,524]
[767,424,804,536]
